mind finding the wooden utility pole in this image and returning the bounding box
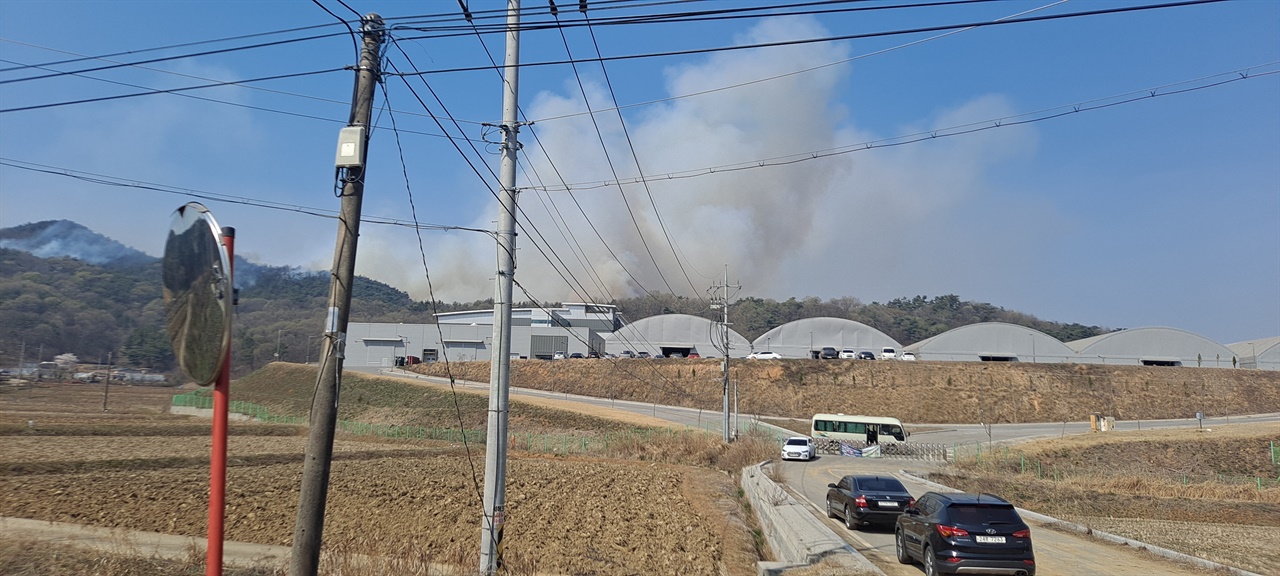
[289,13,383,576]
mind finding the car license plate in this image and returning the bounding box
[878,501,899,508]
[975,535,1006,544]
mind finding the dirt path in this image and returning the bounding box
[370,369,681,429]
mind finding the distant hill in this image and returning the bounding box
[0,221,435,376]
[0,220,1108,377]
[0,220,153,267]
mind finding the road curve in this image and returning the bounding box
[780,457,1211,576]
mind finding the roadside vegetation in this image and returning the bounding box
[5,361,1278,575]
[410,357,1280,423]
[937,424,1280,574]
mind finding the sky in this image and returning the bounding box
[0,0,1277,345]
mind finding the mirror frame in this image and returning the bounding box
[162,202,232,386]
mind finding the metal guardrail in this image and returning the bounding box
[813,438,949,461]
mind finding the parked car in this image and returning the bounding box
[587,352,600,359]
[621,350,634,358]
[839,349,857,359]
[568,352,585,359]
[856,351,876,360]
[652,353,665,359]
[636,351,651,358]
[895,492,1035,576]
[820,346,840,359]
[780,436,814,461]
[687,352,700,358]
[880,347,898,360]
[747,351,782,360]
[552,351,566,360]
[827,475,915,530]
[900,352,917,361]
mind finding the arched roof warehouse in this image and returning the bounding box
[603,313,748,357]
[1067,327,1237,368]
[752,318,900,359]
[903,322,1075,363]
[1227,336,1280,371]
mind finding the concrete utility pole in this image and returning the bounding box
[480,2,522,573]
[710,266,740,443]
[101,352,111,412]
[289,13,383,576]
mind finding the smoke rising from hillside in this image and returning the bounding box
[369,16,1036,305]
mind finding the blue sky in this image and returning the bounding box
[1,0,1276,344]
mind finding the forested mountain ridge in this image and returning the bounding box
[0,220,1108,377]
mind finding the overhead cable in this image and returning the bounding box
[0,68,346,114]
[581,10,711,293]
[552,13,680,297]
[388,0,1228,76]
[524,62,1280,192]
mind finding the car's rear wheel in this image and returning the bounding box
[895,530,911,564]
[844,505,856,530]
[923,545,938,576]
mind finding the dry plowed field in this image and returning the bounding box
[0,382,760,575]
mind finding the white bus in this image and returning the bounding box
[811,414,908,444]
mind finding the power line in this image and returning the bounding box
[531,0,1069,124]
[0,23,343,73]
[0,31,352,87]
[551,12,680,297]
[0,67,346,114]
[393,0,994,38]
[310,0,361,56]
[452,19,663,299]
[379,79,487,534]
[0,157,493,235]
[0,41,487,136]
[388,0,1228,77]
[580,9,707,297]
[384,48,610,307]
[522,62,1280,192]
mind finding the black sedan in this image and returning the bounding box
[826,475,914,530]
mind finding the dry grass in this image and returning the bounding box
[410,359,1280,424]
[776,555,882,576]
[0,537,282,576]
[939,422,1280,574]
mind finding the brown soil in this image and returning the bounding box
[410,358,1280,423]
[0,382,761,575]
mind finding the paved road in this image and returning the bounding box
[910,411,1280,446]
[355,366,740,432]
[778,457,1211,576]
[359,366,1280,446]
[360,367,1271,574]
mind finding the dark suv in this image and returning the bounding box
[826,475,914,530]
[819,346,839,359]
[895,492,1035,576]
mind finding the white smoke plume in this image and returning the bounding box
[371,16,1037,305]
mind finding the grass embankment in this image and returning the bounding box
[938,424,1280,574]
[0,538,279,576]
[411,358,1280,423]
[226,363,777,472]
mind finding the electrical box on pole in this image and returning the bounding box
[334,126,367,168]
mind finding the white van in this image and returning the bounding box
[880,347,897,360]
